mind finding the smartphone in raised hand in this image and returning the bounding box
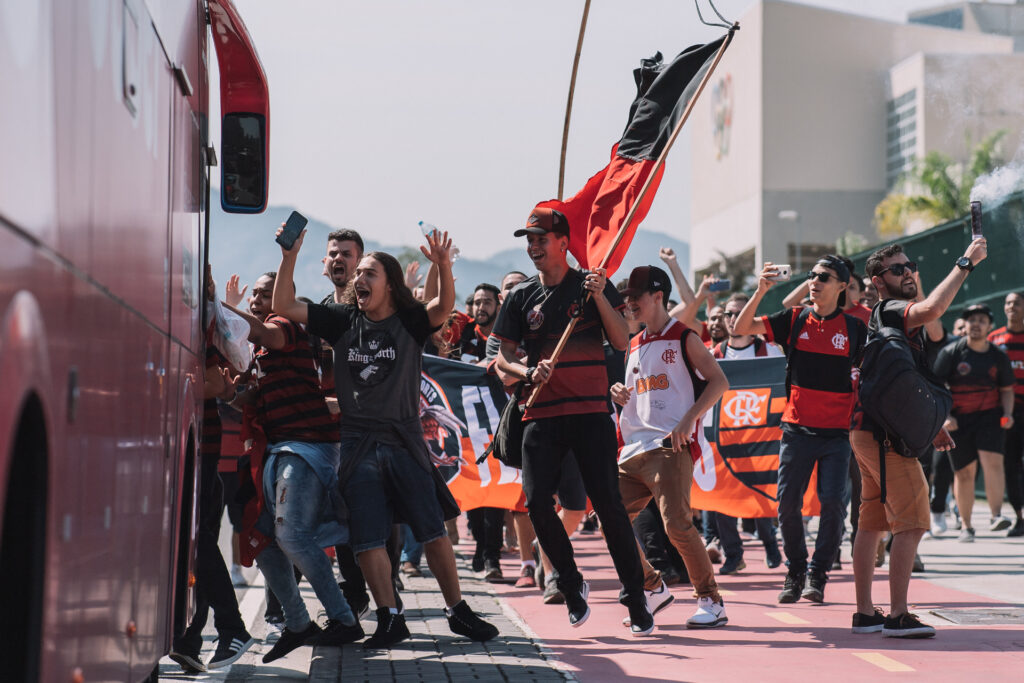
[276,211,308,250]
[708,279,732,292]
[970,201,983,239]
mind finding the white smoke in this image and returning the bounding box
[970,159,1024,207]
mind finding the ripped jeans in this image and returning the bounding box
[255,449,354,631]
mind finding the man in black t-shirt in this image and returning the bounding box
[934,304,1015,540]
[850,238,986,639]
[493,206,652,636]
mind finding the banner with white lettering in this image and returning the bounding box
[420,355,524,511]
[691,357,820,518]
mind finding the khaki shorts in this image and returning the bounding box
[850,430,930,534]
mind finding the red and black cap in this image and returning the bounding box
[514,206,570,238]
[621,265,672,299]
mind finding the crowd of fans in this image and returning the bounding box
[170,203,1013,670]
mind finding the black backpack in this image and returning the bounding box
[858,302,952,501]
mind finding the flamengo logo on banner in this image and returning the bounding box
[636,374,670,394]
[721,388,771,428]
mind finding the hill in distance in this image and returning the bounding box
[209,192,690,305]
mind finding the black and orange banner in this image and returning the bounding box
[691,357,820,518]
[419,355,524,512]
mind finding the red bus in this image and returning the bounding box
[0,1,268,681]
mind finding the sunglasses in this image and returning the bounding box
[884,261,918,276]
[806,271,838,283]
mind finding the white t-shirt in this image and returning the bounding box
[719,339,784,360]
[617,318,712,463]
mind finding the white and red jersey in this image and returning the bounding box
[617,318,711,463]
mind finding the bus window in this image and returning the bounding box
[221,112,266,212]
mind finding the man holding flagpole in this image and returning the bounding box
[493,206,654,636]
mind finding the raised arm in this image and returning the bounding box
[904,238,986,330]
[421,230,455,329]
[272,225,310,325]
[660,247,696,306]
[781,279,811,309]
[733,263,777,336]
[221,301,287,350]
[669,274,715,334]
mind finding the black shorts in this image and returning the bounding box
[948,410,1006,471]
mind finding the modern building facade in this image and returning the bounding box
[689,0,1022,276]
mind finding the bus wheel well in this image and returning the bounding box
[0,396,49,683]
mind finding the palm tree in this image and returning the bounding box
[874,130,1005,237]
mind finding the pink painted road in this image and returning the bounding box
[487,528,1024,682]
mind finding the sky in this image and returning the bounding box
[211,0,966,262]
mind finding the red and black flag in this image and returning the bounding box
[537,35,731,277]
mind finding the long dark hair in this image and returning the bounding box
[342,251,422,313]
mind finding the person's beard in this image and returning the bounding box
[475,310,493,327]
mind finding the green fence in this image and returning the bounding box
[751,191,1024,328]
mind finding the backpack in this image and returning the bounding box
[858,302,952,502]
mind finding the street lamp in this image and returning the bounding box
[778,210,800,271]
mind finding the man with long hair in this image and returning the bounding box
[272,228,498,649]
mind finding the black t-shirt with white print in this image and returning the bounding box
[306,303,434,426]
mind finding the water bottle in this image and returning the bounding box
[418,220,460,263]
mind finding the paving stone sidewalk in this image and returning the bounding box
[160,544,570,682]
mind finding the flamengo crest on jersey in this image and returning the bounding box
[617,319,710,463]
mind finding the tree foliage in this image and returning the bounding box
[874,130,1006,237]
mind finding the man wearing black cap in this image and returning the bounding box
[492,206,654,635]
[934,303,1016,541]
[612,265,731,628]
[734,255,867,605]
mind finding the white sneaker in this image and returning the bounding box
[621,581,675,626]
[990,515,1012,532]
[264,619,284,644]
[958,527,975,543]
[686,597,728,629]
[230,564,247,587]
[930,512,947,537]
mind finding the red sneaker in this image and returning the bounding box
[514,564,537,588]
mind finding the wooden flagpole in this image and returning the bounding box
[558,0,592,201]
[527,24,738,409]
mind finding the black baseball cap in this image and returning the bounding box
[622,265,672,298]
[514,206,570,238]
[960,303,994,321]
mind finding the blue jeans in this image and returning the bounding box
[256,451,354,631]
[400,524,423,566]
[776,429,850,575]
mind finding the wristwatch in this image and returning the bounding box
[525,366,536,384]
[955,256,974,272]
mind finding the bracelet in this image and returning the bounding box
[525,366,535,384]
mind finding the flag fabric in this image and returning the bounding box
[420,355,524,511]
[691,357,821,518]
[539,36,729,277]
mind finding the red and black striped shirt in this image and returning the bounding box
[492,270,622,421]
[762,307,866,436]
[255,315,339,443]
[989,326,1024,411]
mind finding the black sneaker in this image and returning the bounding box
[207,630,257,669]
[882,612,936,638]
[627,599,655,637]
[777,571,806,603]
[168,648,206,674]
[765,546,783,569]
[262,621,321,663]
[364,607,411,649]
[719,557,746,575]
[1008,519,1024,537]
[471,553,485,573]
[565,581,591,628]
[483,559,503,583]
[801,571,827,603]
[307,618,364,647]
[447,600,499,641]
[851,608,886,634]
